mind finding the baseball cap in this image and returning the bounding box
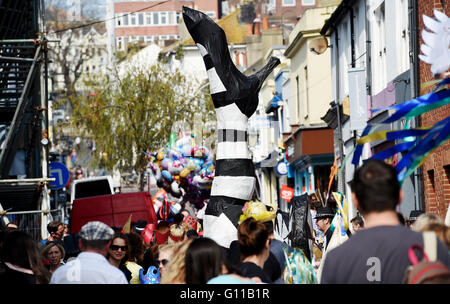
[79,221,114,241]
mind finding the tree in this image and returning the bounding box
[70,63,215,190]
[45,0,106,99]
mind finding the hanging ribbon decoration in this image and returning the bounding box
[329,192,349,236]
[351,78,449,183]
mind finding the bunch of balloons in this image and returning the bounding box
[148,132,215,209]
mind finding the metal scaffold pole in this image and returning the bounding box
[38,0,51,240]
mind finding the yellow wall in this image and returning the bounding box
[286,6,336,127]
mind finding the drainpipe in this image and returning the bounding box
[349,6,356,68]
[408,0,423,211]
[365,1,372,98]
[333,25,345,196]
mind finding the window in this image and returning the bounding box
[130,14,136,25]
[176,12,181,24]
[160,12,167,25]
[303,66,309,118]
[302,0,315,5]
[373,2,386,94]
[145,12,152,25]
[123,14,129,26]
[116,14,121,26]
[168,12,175,25]
[153,12,159,25]
[138,13,144,25]
[282,0,295,6]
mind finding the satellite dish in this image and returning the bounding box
[309,36,329,55]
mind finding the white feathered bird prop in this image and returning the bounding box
[418,10,450,75]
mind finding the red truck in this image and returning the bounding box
[71,191,158,234]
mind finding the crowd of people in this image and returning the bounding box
[0,159,450,284]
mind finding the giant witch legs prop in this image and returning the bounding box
[183,7,280,248]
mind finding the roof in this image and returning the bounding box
[162,9,247,53]
[320,0,357,36]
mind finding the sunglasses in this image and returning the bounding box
[156,259,169,266]
[110,245,127,251]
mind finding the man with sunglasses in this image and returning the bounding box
[50,221,128,284]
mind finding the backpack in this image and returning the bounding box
[403,231,450,284]
[282,247,318,284]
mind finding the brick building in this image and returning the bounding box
[113,0,219,51]
[417,0,449,219]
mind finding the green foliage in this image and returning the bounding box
[70,63,215,189]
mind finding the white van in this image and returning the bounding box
[70,176,116,205]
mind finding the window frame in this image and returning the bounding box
[301,0,315,6]
[282,0,296,7]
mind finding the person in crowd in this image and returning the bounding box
[185,237,256,284]
[50,221,128,284]
[156,243,177,279]
[0,230,51,284]
[321,159,450,284]
[63,224,70,238]
[350,215,365,232]
[168,215,186,244]
[141,241,158,275]
[236,218,272,283]
[42,221,64,246]
[75,165,83,179]
[309,195,324,247]
[6,222,18,230]
[42,242,65,274]
[160,239,193,284]
[186,229,198,239]
[155,221,171,245]
[125,232,145,284]
[411,213,444,232]
[107,233,131,282]
[180,209,191,220]
[133,220,147,235]
[408,210,425,227]
[414,222,450,250]
[314,207,335,251]
[185,237,225,284]
[397,212,407,226]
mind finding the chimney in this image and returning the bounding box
[242,51,247,67]
[253,15,261,36]
[262,17,269,31]
[247,23,253,36]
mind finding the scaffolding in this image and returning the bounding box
[0,0,52,239]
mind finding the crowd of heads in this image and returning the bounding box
[1,159,449,285]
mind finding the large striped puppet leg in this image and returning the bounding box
[183,7,280,248]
